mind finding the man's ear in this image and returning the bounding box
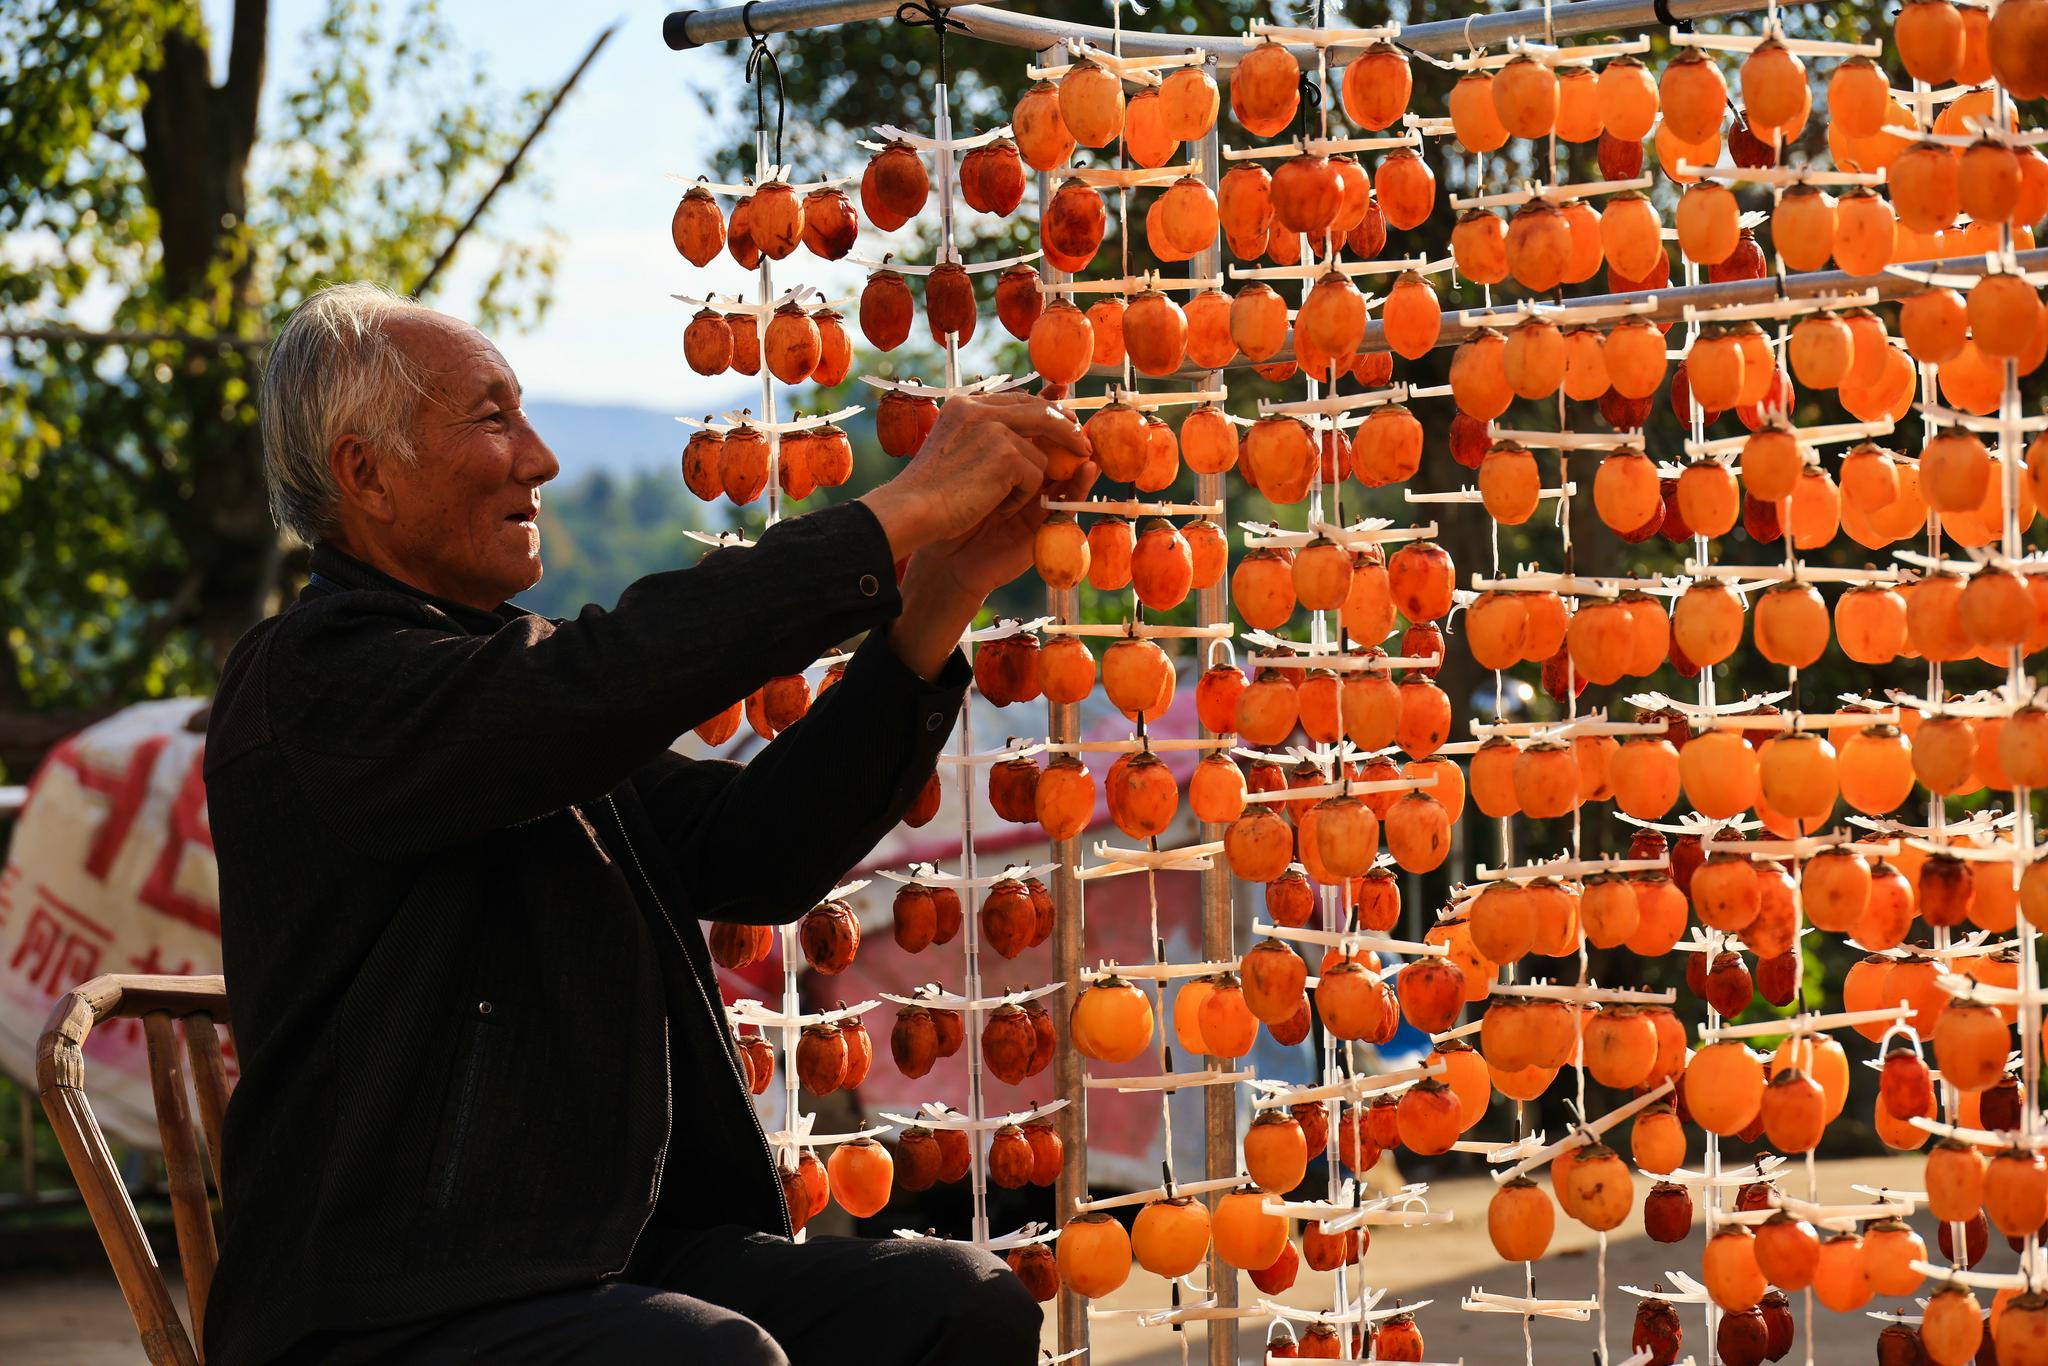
[329,433,400,527]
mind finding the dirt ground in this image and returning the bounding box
[0,1153,2001,1365]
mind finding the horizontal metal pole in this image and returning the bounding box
[942,0,1758,61]
[1088,248,2048,381]
[665,0,1001,49]
[667,0,1761,56]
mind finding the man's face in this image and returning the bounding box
[377,313,561,608]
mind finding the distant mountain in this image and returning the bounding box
[526,390,757,484]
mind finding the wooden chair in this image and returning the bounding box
[37,973,232,1366]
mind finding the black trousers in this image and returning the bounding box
[287,1224,1044,1365]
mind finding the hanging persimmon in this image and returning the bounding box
[1375,147,1436,230]
[1753,580,1828,668]
[1504,197,1573,291]
[1123,87,1176,169]
[1788,312,1853,388]
[1832,188,1897,275]
[1968,273,2044,358]
[1603,317,1668,398]
[1893,141,1961,235]
[1828,56,1890,139]
[1449,331,1514,420]
[1555,65,1603,143]
[1679,729,1760,818]
[1231,40,1300,137]
[1579,71,1648,164]
[1340,41,1411,130]
[1157,63,1219,140]
[1451,208,1509,285]
[1676,181,1741,265]
[1449,70,1510,152]
[1660,48,1728,143]
[1012,80,1075,171]
[1740,38,1808,137]
[1382,270,1442,359]
[1493,54,1559,139]
[1671,581,1745,666]
[1897,0,1967,83]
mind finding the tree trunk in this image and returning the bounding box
[133,1,282,669]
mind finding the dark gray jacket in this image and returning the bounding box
[201,501,965,1365]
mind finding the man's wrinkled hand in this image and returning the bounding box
[858,393,1093,561]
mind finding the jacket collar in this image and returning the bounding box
[303,541,531,637]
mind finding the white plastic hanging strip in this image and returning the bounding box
[1487,980,1677,1004]
[1508,34,1650,62]
[670,284,845,316]
[1043,272,1224,295]
[1491,1080,1677,1183]
[1669,28,1879,55]
[662,169,857,195]
[878,1097,1070,1133]
[1250,922,1448,956]
[1039,621,1235,639]
[1245,17,1400,44]
[726,997,881,1030]
[865,121,1016,152]
[1484,428,1645,450]
[860,373,1034,398]
[1073,1172,1244,1214]
[1246,1061,1449,1110]
[1682,417,1893,457]
[1083,1067,1258,1093]
[876,980,1066,1011]
[1221,132,1423,159]
[1228,253,1453,280]
[1044,161,1202,187]
[1699,1003,1910,1043]
[1406,483,1576,504]
[1681,560,1907,585]
[845,249,1043,276]
[1040,494,1224,514]
[1448,175,1653,210]
[1256,383,1409,416]
[1463,1295,1594,1321]
[1057,385,1227,412]
[673,404,866,437]
[1673,162,1884,188]
[1679,288,1880,324]
[1456,296,1659,326]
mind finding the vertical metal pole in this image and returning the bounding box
[1037,47,1089,1353]
[1190,94,1238,1366]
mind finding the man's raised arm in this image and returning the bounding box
[255,394,1089,862]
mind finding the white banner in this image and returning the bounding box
[0,698,226,1148]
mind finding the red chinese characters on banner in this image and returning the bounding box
[0,699,224,1147]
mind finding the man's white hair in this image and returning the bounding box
[260,281,433,545]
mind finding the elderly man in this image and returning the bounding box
[201,282,1093,1366]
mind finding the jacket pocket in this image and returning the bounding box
[427,1005,500,1211]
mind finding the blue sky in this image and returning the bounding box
[200,0,868,412]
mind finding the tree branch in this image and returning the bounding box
[223,0,269,155]
[411,21,618,300]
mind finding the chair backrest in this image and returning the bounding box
[37,973,232,1366]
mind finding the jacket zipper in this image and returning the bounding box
[605,794,792,1241]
